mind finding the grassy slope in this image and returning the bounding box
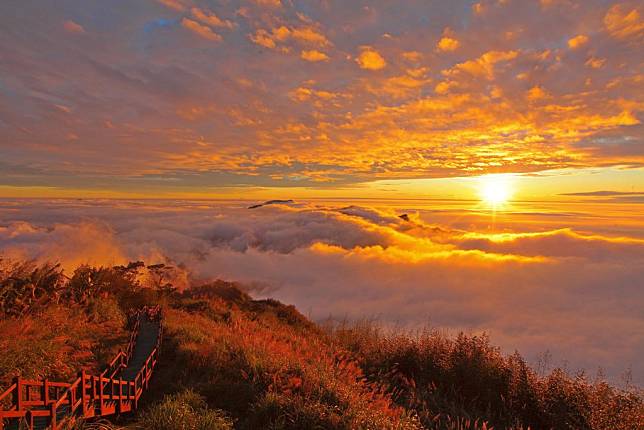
[0,300,127,389]
[140,284,643,430]
[1,262,642,430]
[142,282,420,430]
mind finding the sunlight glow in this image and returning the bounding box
[479,174,514,206]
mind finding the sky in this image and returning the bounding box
[1,0,643,384]
[0,0,643,198]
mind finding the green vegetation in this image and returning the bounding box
[138,390,232,430]
[0,259,642,429]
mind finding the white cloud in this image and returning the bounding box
[0,199,642,384]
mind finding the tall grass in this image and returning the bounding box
[0,302,127,390]
[157,297,421,429]
[326,319,643,430]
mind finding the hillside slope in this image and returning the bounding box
[0,260,642,430]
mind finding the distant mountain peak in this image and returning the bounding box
[248,199,295,209]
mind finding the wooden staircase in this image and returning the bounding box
[0,306,163,430]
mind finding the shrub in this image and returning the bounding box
[0,260,66,316]
[138,389,233,430]
[85,296,125,325]
[60,417,124,429]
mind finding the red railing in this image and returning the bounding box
[0,306,162,430]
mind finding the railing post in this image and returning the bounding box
[12,376,22,411]
[80,371,88,417]
[98,376,104,415]
[50,400,57,430]
[43,379,49,405]
[118,378,123,414]
[144,359,150,390]
[133,377,138,410]
[71,379,76,412]
[142,364,146,387]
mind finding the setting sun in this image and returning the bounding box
[479,174,513,206]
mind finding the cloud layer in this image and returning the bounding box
[0,0,642,192]
[1,199,642,384]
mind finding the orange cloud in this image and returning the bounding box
[290,26,330,46]
[252,0,281,7]
[567,34,589,49]
[585,56,606,69]
[250,29,278,49]
[300,49,329,62]
[437,36,460,52]
[0,221,127,271]
[472,3,485,14]
[181,18,223,42]
[191,8,235,29]
[156,0,187,11]
[63,20,84,34]
[445,50,518,79]
[526,86,548,101]
[250,25,330,53]
[402,51,422,62]
[461,228,644,246]
[356,47,386,70]
[434,81,456,94]
[289,86,342,103]
[604,4,644,40]
[4,0,644,188]
[375,72,431,98]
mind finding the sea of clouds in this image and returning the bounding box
[0,198,642,384]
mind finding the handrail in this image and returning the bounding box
[0,384,16,404]
[100,307,144,380]
[0,305,163,430]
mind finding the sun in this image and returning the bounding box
[479,174,514,206]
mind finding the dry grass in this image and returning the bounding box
[327,320,644,430]
[0,300,127,390]
[1,261,642,430]
[155,294,421,430]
